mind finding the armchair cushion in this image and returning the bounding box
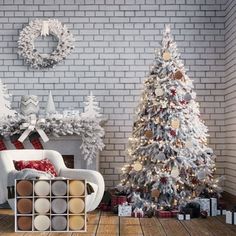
[14,159,58,177]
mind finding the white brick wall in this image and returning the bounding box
[224,0,236,196]
[0,0,226,189]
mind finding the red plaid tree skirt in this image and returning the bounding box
[111,195,127,207]
[158,210,172,218]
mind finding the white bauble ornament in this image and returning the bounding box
[155,87,164,97]
[185,139,193,148]
[197,170,206,180]
[157,152,165,161]
[171,166,179,178]
[20,95,39,116]
[133,162,143,172]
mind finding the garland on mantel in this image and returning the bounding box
[0,93,105,166]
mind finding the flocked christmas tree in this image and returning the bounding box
[120,26,222,210]
[80,92,104,166]
[0,79,16,118]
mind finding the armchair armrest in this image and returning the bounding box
[59,168,105,211]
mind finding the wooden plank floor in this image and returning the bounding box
[1,209,236,236]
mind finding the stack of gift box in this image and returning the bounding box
[98,190,230,221]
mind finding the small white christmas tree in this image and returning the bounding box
[81,92,102,120]
[0,79,16,118]
[45,91,56,114]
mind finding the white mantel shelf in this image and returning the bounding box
[5,135,99,171]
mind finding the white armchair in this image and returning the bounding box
[0,149,105,212]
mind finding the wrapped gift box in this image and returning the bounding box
[118,204,132,217]
[171,210,179,217]
[226,211,236,224]
[177,213,191,221]
[217,208,226,215]
[198,198,217,216]
[158,210,172,218]
[132,208,144,218]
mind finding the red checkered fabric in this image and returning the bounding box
[12,140,24,149]
[111,195,127,207]
[0,139,7,151]
[158,210,172,218]
[30,138,44,149]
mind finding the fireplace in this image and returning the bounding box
[5,136,99,171]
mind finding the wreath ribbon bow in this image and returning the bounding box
[41,21,49,37]
[18,114,49,143]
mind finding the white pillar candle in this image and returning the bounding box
[34,215,50,231]
[34,181,50,196]
[34,198,50,214]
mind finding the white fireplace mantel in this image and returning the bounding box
[5,135,99,171]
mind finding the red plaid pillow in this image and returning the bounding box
[14,158,58,177]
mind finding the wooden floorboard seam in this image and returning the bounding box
[94,210,102,236]
[179,220,192,236]
[155,217,167,236]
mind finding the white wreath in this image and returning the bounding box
[18,19,75,69]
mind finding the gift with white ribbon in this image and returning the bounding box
[41,20,49,37]
[18,114,49,143]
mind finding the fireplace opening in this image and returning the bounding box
[62,155,74,168]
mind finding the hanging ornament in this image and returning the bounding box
[151,189,160,198]
[171,118,180,129]
[174,70,183,80]
[157,152,166,161]
[171,166,179,178]
[184,93,192,102]
[154,117,160,124]
[197,170,206,180]
[170,130,176,137]
[144,130,154,139]
[160,100,168,108]
[133,161,143,172]
[160,177,168,185]
[170,89,176,96]
[185,139,193,148]
[162,50,171,61]
[155,87,164,97]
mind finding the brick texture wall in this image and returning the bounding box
[0,0,226,189]
[224,0,236,196]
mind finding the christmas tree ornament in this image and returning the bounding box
[20,95,39,116]
[151,189,160,198]
[45,91,56,114]
[133,162,143,172]
[197,170,206,180]
[171,118,180,129]
[155,87,164,97]
[144,130,153,139]
[171,166,179,178]
[18,19,75,69]
[184,93,192,102]
[174,70,183,80]
[162,50,171,61]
